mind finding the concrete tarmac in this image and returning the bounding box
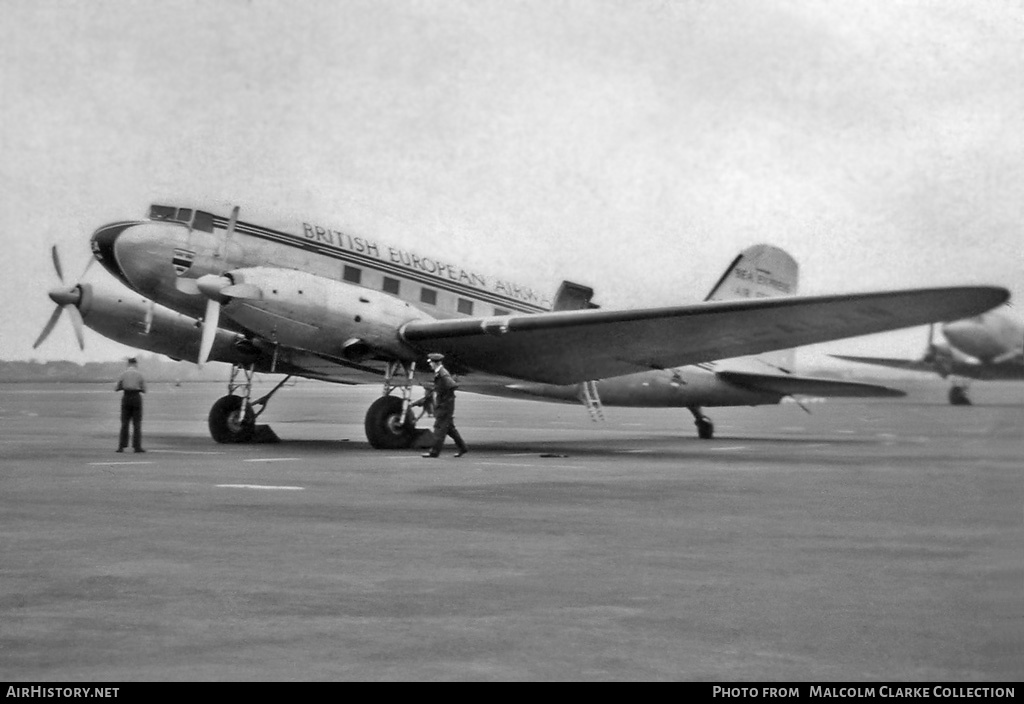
[0,379,1021,681]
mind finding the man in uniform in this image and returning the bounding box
[422,352,468,458]
[115,357,146,453]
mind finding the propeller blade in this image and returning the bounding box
[198,298,220,367]
[32,306,64,349]
[78,255,95,280]
[66,305,86,350]
[144,300,154,334]
[226,206,239,237]
[51,245,64,283]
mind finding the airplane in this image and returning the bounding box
[33,203,1009,447]
[831,306,1023,405]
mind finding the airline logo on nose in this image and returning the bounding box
[172,248,195,276]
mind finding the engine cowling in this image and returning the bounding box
[217,267,432,362]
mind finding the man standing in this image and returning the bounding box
[115,357,146,453]
[422,353,468,458]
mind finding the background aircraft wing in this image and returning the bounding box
[830,354,944,375]
[715,371,905,398]
[832,353,1024,381]
[401,286,1008,385]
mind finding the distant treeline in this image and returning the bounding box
[0,357,228,383]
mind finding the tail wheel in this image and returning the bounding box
[695,417,714,439]
[209,394,256,443]
[948,386,972,406]
[365,395,416,449]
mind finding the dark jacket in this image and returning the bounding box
[431,366,458,422]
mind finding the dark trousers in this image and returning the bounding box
[119,393,143,450]
[430,415,467,455]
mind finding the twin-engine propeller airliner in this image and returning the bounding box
[833,306,1023,405]
[34,204,1008,447]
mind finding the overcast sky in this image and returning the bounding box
[2,0,1021,367]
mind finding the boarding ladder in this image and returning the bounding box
[579,380,605,422]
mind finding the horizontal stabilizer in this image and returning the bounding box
[716,370,905,398]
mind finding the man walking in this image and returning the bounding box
[422,353,468,458]
[115,357,146,453]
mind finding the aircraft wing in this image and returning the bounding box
[832,354,1024,381]
[829,355,941,375]
[401,286,1008,385]
[715,371,905,398]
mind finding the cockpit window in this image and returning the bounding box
[149,205,177,220]
[192,210,214,232]
[148,205,211,230]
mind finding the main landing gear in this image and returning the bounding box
[364,361,433,449]
[208,364,292,443]
[688,406,714,439]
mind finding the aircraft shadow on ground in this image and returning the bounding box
[140,430,879,459]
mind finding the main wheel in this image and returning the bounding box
[365,395,416,449]
[209,395,256,443]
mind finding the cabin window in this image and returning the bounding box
[343,265,362,284]
[420,288,437,305]
[457,298,474,315]
[382,277,400,295]
[494,307,510,316]
[192,210,214,233]
[176,208,193,223]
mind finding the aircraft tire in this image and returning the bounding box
[365,395,416,449]
[948,386,972,406]
[696,417,714,440]
[209,394,256,443]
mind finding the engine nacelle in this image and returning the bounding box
[219,267,431,362]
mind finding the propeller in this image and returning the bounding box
[171,206,243,366]
[195,274,232,367]
[174,205,239,293]
[33,245,92,350]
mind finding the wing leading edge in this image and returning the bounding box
[400,286,1008,385]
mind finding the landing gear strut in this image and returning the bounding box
[365,361,429,449]
[208,364,291,443]
[688,406,714,439]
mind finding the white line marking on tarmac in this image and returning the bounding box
[149,450,226,455]
[709,446,747,452]
[216,484,304,491]
[242,457,300,463]
[88,461,155,466]
[617,449,650,454]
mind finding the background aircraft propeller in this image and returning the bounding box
[33,245,93,350]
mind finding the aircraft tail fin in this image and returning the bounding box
[705,244,799,372]
[704,243,799,302]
